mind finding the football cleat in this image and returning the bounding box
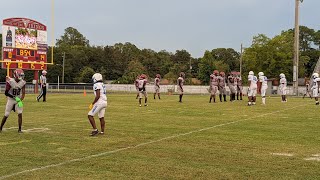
[90,129,99,136]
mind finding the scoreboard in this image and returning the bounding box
[2,18,48,70]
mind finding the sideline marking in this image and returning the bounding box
[0,104,306,179]
[271,153,294,157]
[0,140,31,146]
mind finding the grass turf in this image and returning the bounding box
[0,93,319,179]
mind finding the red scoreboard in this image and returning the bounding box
[2,18,48,70]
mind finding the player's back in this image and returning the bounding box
[93,82,107,102]
[177,77,184,86]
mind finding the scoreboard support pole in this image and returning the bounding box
[34,71,39,94]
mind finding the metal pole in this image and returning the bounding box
[57,75,60,92]
[62,52,65,84]
[293,0,301,96]
[240,43,243,77]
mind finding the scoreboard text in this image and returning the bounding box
[2,47,47,70]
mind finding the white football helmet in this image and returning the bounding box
[92,73,103,83]
[249,71,254,75]
[279,73,285,79]
[258,72,264,77]
[42,70,47,75]
[313,73,319,78]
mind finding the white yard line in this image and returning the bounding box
[0,104,306,179]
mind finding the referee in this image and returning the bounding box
[37,70,47,102]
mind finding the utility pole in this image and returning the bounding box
[293,0,303,95]
[240,43,243,77]
[62,52,65,84]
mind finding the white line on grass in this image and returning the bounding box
[0,104,306,180]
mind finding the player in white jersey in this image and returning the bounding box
[138,74,148,107]
[37,70,47,102]
[247,71,258,106]
[88,73,107,136]
[279,73,287,102]
[0,69,26,133]
[311,73,320,105]
[258,72,268,105]
[177,72,185,103]
[154,74,161,100]
[209,70,219,103]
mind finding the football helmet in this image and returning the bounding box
[213,70,219,75]
[140,74,147,79]
[258,72,264,77]
[179,72,185,78]
[92,73,103,83]
[42,70,47,75]
[279,73,285,79]
[13,69,25,80]
[156,74,161,78]
[313,73,319,78]
[219,71,225,76]
[249,71,254,75]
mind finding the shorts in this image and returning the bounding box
[218,86,226,95]
[5,98,23,117]
[261,86,268,97]
[279,86,287,95]
[88,101,107,118]
[177,87,183,95]
[154,86,160,93]
[248,87,257,97]
[229,85,236,94]
[139,90,148,98]
[210,86,218,95]
[313,88,319,97]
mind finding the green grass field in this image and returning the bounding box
[0,93,320,179]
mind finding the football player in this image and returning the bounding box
[311,73,320,105]
[177,72,185,103]
[227,72,236,102]
[279,73,287,102]
[88,73,107,136]
[258,72,268,105]
[138,74,148,107]
[303,79,312,99]
[0,69,26,133]
[37,70,47,102]
[236,72,243,100]
[154,74,161,100]
[209,70,219,103]
[218,71,227,102]
[134,75,140,99]
[247,71,258,106]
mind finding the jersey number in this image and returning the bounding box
[12,89,21,96]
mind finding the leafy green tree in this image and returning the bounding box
[198,51,215,84]
[56,27,89,47]
[75,66,95,83]
[211,48,240,72]
[119,59,145,84]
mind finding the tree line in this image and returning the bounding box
[0,26,320,84]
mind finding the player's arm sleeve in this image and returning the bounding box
[4,82,14,98]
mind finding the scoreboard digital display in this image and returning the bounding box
[2,18,48,70]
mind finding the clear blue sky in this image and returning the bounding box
[1,0,319,57]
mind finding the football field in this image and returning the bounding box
[0,93,319,179]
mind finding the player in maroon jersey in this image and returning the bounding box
[209,70,219,103]
[218,71,227,102]
[0,69,26,133]
[138,74,148,107]
[177,72,185,103]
